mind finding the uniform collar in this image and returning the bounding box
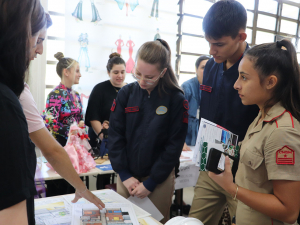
[141,82,159,96]
[247,102,285,137]
[263,102,286,122]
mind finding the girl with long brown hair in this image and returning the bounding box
[109,39,188,223]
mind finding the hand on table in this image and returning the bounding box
[182,143,191,151]
[208,156,236,194]
[123,177,140,196]
[131,183,151,199]
[72,188,105,209]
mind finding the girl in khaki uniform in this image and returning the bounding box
[209,39,300,225]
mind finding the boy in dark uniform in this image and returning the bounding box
[188,1,259,224]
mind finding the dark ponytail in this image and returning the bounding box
[245,39,300,121]
[136,39,183,97]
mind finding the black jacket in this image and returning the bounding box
[109,82,188,192]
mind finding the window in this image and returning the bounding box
[45,1,66,101]
[177,0,300,84]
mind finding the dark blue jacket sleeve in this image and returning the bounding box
[143,92,188,191]
[108,86,132,182]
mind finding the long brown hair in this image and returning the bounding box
[0,0,43,97]
[245,40,300,121]
[135,39,183,96]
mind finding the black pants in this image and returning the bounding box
[96,174,111,189]
[45,179,75,197]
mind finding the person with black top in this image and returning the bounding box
[0,1,44,224]
[109,39,188,224]
[85,52,126,188]
[85,52,126,147]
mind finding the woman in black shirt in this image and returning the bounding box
[85,52,126,189]
[85,52,126,147]
[0,1,45,224]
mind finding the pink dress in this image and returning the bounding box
[47,134,96,174]
[126,40,135,73]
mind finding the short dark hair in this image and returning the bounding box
[203,0,247,40]
[245,40,300,121]
[195,55,210,69]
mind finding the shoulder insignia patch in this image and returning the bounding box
[111,99,116,112]
[276,146,295,165]
[183,100,189,110]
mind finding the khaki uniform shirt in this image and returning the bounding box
[235,102,300,225]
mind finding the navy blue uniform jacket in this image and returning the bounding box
[109,82,188,192]
[200,45,259,142]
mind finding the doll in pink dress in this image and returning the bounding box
[78,120,92,151]
[47,123,96,174]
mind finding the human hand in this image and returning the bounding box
[123,177,140,196]
[131,183,151,199]
[72,188,105,210]
[208,156,236,194]
[182,143,191,151]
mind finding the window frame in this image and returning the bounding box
[176,0,300,78]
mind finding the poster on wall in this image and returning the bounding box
[61,0,177,113]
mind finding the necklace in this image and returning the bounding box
[110,80,122,93]
[113,87,119,93]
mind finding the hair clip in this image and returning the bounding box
[276,40,287,51]
[156,38,164,45]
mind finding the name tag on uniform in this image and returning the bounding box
[200,84,212,93]
[156,106,168,115]
[125,106,139,113]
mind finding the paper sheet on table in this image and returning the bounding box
[96,164,113,171]
[180,150,194,162]
[63,189,151,219]
[35,197,72,225]
[138,217,158,225]
[175,162,200,190]
[71,203,139,225]
[128,196,163,221]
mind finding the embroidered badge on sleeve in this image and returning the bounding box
[276,146,295,165]
[183,111,189,124]
[111,99,116,112]
[183,100,189,110]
